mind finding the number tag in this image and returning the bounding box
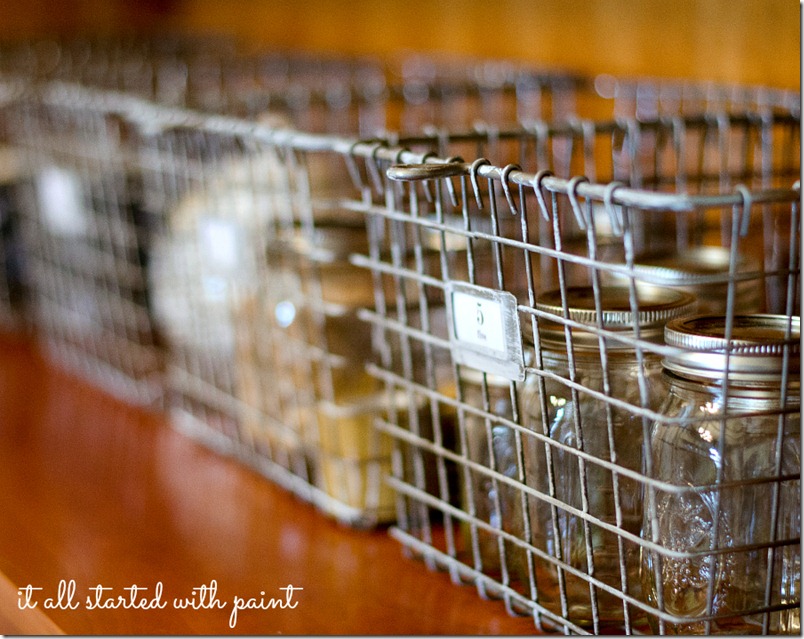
[445,281,524,381]
[199,217,241,272]
[36,166,88,236]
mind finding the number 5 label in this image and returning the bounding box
[445,281,524,381]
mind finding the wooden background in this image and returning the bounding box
[0,0,799,89]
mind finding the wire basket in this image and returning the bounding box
[0,46,558,405]
[129,63,587,526]
[125,60,799,528]
[3,83,163,403]
[354,108,800,632]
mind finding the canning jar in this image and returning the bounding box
[604,245,764,315]
[520,285,696,630]
[641,314,800,635]
[235,223,381,466]
[235,220,451,524]
[458,366,526,584]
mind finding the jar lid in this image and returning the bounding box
[605,246,764,314]
[533,286,697,350]
[663,314,800,382]
[627,246,761,285]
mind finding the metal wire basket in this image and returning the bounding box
[2,84,163,403]
[357,110,800,631]
[125,61,801,529]
[0,46,557,403]
[127,73,586,526]
[125,125,505,526]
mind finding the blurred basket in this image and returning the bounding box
[0,81,31,331]
[106,54,587,526]
[3,83,162,403]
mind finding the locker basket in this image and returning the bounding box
[0,80,32,331]
[3,46,798,540]
[132,107,558,527]
[354,109,800,632]
[0,50,570,408]
[4,83,163,404]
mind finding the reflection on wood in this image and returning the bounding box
[0,330,536,635]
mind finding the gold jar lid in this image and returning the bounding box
[533,285,697,350]
[663,314,800,383]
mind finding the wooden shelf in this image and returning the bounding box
[0,330,537,635]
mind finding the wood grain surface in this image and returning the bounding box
[0,570,64,635]
[0,331,538,635]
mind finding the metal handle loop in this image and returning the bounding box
[500,163,522,216]
[417,151,439,204]
[392,146,410,166]
[531,169,554,222]
[567,175,591,231]
[603,180,626,236]
[469,157,491,211]
[443,156,464,207]
[386,162,467,181]
[345,139,367,191]
[734,184,754,237]
[388,146,411,198]
[367,140,390,196]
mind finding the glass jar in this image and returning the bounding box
[235,223,381,467]
[458,366,526,585]
[235,220,452,524]
[521,285,696,631]
[604,245,764,315]
[641,314,800,635]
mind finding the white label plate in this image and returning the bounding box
[445,281,524,381]
[37,166,88,236]
[199,217,242,272]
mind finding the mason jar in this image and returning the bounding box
[521,285,696,631]
[458,366,527,585]
[641,314,800,635]
[235,222,381,466]
[603,245,764,315]
[235,220,453,524]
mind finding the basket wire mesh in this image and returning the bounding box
[0,80,34,331]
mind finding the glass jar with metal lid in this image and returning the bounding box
[603,245,764,315]
[235,222,382,467]
[520,285,697,631]
[640,314,800,635]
